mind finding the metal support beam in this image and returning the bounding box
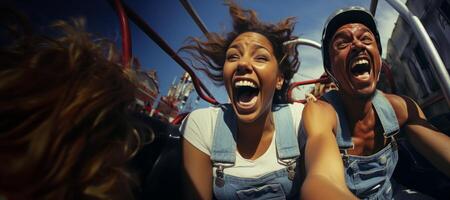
[370,0,379,16]
[110,0,218,105]
[283,38,321,49]
[179,0,209,35]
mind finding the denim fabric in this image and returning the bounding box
[211,104,300,200]
[322,90,400,200]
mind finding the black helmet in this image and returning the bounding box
[321,6,382,74]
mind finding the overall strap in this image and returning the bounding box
[372,90,400,137]
[211,104,237,164]
[322,90,354,149]
[273,104,300,159]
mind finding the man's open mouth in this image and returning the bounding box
[234,79,259,107]
[350,57,371,80]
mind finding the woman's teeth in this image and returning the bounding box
[235,80,257,88]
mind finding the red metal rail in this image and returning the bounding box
[110,0,398,108]
[112,0,132,68]
[179,0,209,35]
[288,77,330,103]
[109,0,219,105]
[287,61,397,103]
[171,112,190,125]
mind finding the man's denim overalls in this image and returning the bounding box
[323,90,399,200]
[211,104,301,200]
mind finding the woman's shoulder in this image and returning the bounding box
[188,106,221,120]
[182,106,224,134]
[181,106,222,156]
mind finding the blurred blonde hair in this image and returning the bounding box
[0,17,138,199]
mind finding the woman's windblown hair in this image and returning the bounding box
[179,0,300,103]
[0,14,138,199]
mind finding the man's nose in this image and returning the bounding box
[351,39,365,50]
[350,39,367,57]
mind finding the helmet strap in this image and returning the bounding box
[325,68,341,89]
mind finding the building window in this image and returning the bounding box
[414,45,440,92]
[439,0,450,24]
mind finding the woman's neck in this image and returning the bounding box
[235,108,275,159]
[237,109,274,139]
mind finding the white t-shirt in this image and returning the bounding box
[181,103,304,178]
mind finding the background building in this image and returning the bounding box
[384,0,450,132]
[133,59,160,114]
[154,72,199,122]
[135,69,160,112]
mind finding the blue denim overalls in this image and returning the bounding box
[322,90,399,200]
[211,104,301,200]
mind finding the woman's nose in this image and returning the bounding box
[237,59,252,74]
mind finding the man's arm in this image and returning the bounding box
[300,100,357,200]
[395,95,450,177]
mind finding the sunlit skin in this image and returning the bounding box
[224,32,284,124]
[328,23,384,155]
[329,23,382,99]
[223,32,285,159]
[224,33,358,199]
[183,30,358,200]
[312,23,450,176]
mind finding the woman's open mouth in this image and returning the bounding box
[233,79,259,110]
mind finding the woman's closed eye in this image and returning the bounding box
[226,53,240,62]
[254,55,269,62]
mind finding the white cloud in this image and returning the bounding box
[294,27,325,80]
[289,28,326,100]
[291,46,325,100]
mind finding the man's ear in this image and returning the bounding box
[276,73,284,90]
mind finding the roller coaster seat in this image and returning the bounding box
[393,129,450,200]
[129,113,182,199]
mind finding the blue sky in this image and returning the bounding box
[13,0,406,108]
[125,0,405,107]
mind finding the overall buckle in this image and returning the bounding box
[213,163,233,187]
[278,157,298,181]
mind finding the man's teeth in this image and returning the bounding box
[235,80,257,88]
[351,58,369,68]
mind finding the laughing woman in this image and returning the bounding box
[180,2,356,199]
